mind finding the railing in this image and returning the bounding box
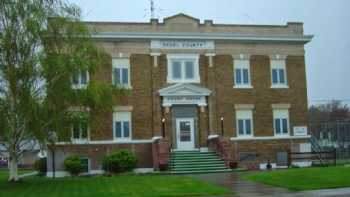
[288,149,336,166]
[208,136,232,166]
[309,121,350,164]
[309,135,325,164]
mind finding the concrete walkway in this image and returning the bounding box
[190,172,350,197]
[19,171,38,178]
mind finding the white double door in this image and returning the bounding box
[176,118,195,150]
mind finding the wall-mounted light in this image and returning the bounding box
[220,116,224,136]
[161,118,165,138]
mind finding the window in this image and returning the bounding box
[80,157,90,173]
[113,111,131,140]
[239,152,257,161]
[71,122,89,140]
[271,59,288,88]
[112,58,131,87]
[235,109,253,136]
[273,109,289,135]
[72,71,89,89]
[167,54,200,83]
[234,59,251,88]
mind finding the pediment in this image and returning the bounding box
[159,83,211,96]
[163,13,199,25]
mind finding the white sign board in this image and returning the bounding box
[293,126,308,136]
[163,96,207,107]
[151,40,215,50]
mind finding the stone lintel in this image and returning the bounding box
[271,103,291,109]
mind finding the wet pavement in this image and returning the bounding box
[190,172,350,197]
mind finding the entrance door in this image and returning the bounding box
[176,118,195,150]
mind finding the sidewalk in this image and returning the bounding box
[190,172,350,197]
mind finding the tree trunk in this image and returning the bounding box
[8,156,19,182]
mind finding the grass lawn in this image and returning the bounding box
[245,166,350,191]
[0,170,230,197]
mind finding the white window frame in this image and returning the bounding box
[234,59,252,88]
[71,70,89,89]
[71,122,90,143]
[273,108,290,136]
[113,111,132,141]
[80,157,91,173]
[235,109,254,137]
[270,59,288,88]
[112,58,131,88]
[167,54,200,83]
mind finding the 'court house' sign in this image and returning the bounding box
[151,40,215,50]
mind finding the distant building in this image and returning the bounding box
[0,141,40,168]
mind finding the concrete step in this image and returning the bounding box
[172,166,229,172]
[171,169,232,174]
[171,152,217,157]
[170,150,231,174]
[172,163,227,169]
[171,160,226,166]
[171,155,219,159]
[171,158,223,163]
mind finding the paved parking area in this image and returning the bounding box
[190,172,350,197]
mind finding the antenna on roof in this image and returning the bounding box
[150,0,155,19]
[143,0,163,20]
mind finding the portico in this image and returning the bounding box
[159,83,211,150]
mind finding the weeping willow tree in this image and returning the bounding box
[0,0,120,181]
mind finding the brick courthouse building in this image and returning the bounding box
[47,14,313,176]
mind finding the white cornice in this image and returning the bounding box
[91,32,313,44]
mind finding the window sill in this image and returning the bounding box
[274,134,290,137]
[234,85,253,89]
[235,135,254,139]
[231,135,311,141]
[114,138,132,142]
[167,78,200,84]
[114,84,133,89]
[72,84,88,89]
[271,84,289,89]
[71,139,90,144]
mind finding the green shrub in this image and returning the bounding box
[64,155,83,176]
[290,164,301,168]
[34,157,47,176]
[311,163,329,167]
[102,150,137,174]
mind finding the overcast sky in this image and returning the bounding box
[69,0,350,105]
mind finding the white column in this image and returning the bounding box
[150,52,161,67]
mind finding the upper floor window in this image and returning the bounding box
[112,58,131,88]
[235,109,253,137]
[234,58,251,88]
[113,111,131,140]
[270,59,288,88]
[71,122,89,141]
[273,108,290,135]
[167,54,200,83]
[72,71,89,89]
